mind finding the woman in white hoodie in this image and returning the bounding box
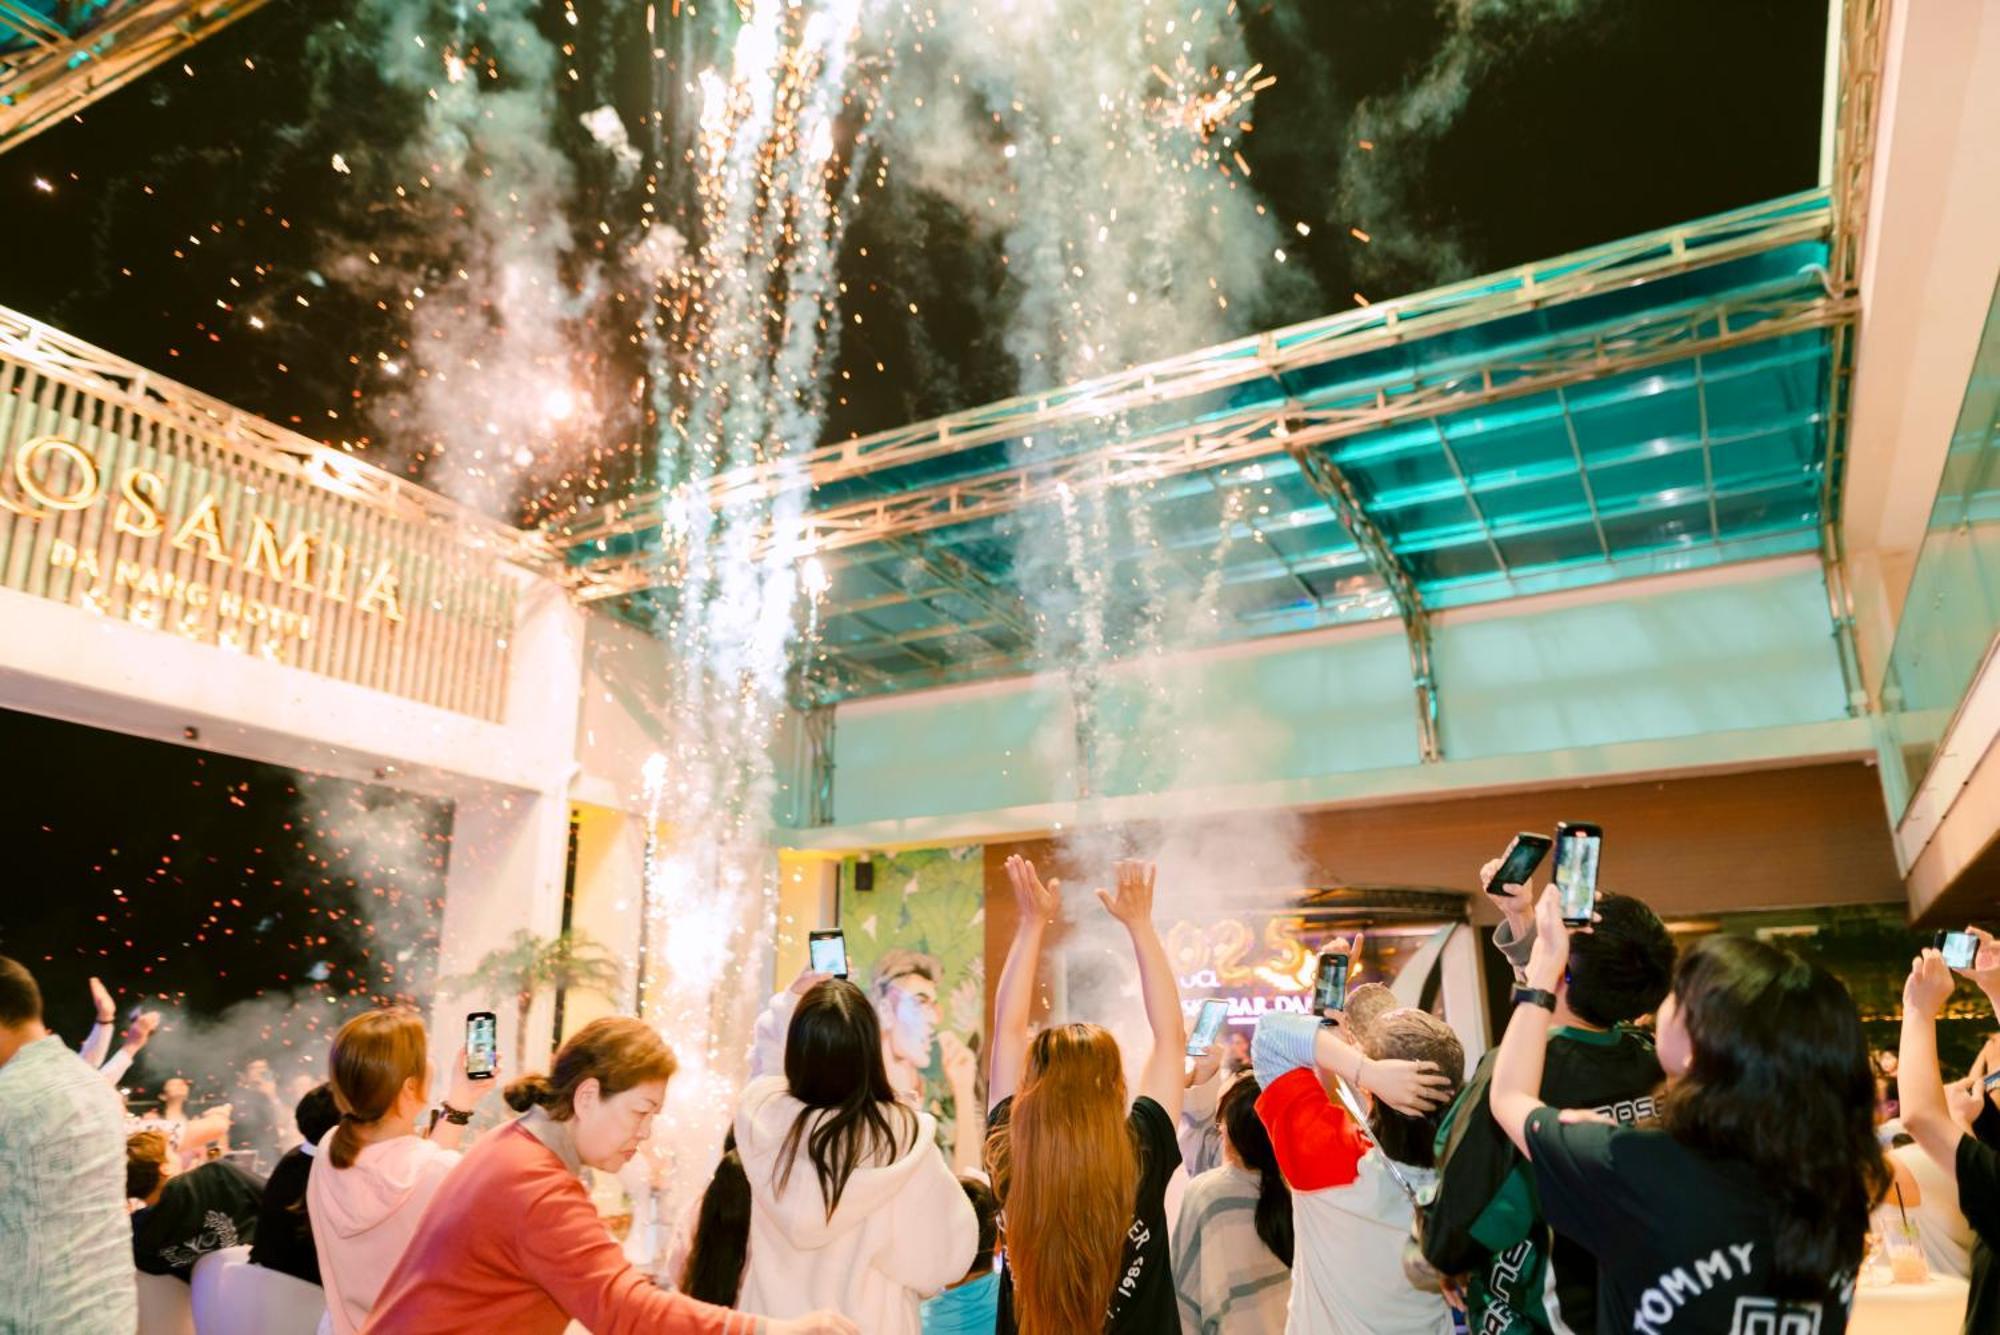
[736,978,977,1335]
[308,1007,492,1334]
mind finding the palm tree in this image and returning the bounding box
[445,929,626,1067]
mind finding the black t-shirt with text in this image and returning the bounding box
[1956,1132,2000,1335]
[131,1159,265,1281]
[988,1093,1179,1334]
[1525,1109,1852,1335]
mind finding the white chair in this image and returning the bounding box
[135,1268,195,1335]
[190,1244,326,1335]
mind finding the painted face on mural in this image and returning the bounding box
[885,973,941,1068]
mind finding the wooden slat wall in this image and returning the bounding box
[0,356,516,721]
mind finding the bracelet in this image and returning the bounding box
[97,1015,117,1024]
[438,1103,474,1126]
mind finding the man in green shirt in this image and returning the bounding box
[1421,866,1675,1333]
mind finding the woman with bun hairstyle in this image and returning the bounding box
[309,1007,494,1335]
[366,1015,856,1335]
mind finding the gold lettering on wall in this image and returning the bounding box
[171,496,232,564]
[14,435,100,513]
[115,468,166,537]
[357,565,405,623]
[243,517,314,590]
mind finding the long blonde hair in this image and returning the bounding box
[1000,1024,1137,1334]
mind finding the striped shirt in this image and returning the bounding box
[0,1035,137,1334]
[1172,1164,1292,1335]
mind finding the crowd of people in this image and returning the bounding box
[2,844,1998,1334]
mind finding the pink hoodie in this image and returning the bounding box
[307,1131,460,1334]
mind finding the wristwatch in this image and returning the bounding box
[1511,986,1558,1012]
[438,1103,474,1126]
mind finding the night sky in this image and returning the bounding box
[0,0,1827,1074]
[0,0,1828,524]
[0,707,451,1105]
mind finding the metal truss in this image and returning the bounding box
[0,302,550,566]
[800,702,836,827]
[0,0,275,156]
[570,284,1855,599]
[1290,444,1442,763]
[554,191,1834,554]
[1817,0,1892,716]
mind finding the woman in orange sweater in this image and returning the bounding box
[364,1017,855,1335]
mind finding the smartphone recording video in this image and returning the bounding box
[1186,998,1229,1057]
[1313,951,1349,1016]
[1938,930,1979,971]
[1552,822,1602,926]
[809,929,849,979]
[465,1011,498,1080]
[1491,832,1552,893]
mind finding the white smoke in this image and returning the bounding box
[315,0,591,513]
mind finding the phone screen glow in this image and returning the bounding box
[1943,932,1979,970]
[1314,955,1348,1013]
[1187,1001,1228,1055]
[809,935,847,975]
[467,1016,496,1075]
[1554,834,1600,921]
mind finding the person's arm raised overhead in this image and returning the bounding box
[1480,859,1538,981]
[1099,860,1189,1123]
[1899,949,1962,1180]
[80,976,117,1068]
[989,854,1059,1107]
[1488,887,1573,1157]
[98,1005,160,1084]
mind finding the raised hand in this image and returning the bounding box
[789,968,835,997]
[89,976,117,1023]
[1360,1056,1455,1116]
[1905,949,1956,1021]
[1094,859,1157,927]
[1524,884,1587,993]
[1186,1041,1224,1088]
[1004,854,1061,926]
[1480,857,1533,926]
[122,1011,161,1052]
[938,1030,978,1097]
[1952,927,2000,996]
[446,1046,497,1111]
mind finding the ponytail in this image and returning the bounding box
[1219,1075,1293,1267]
[327,1008,430,1170]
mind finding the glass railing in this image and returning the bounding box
[1878,276,2000,818]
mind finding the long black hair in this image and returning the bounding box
[681,1130,751,1306]
[777,978,917,1219]
[1657,935,1887,1301]
[1219,1075,1293,1268]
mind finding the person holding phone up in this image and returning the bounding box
[1898,927,2000,1333]
[309,1008,499,1335]
[1419,854,1675,1334]
[1489,888,1884,1334]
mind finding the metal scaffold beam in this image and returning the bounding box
[552,192,1834,554]
[1289,444,1442,763]
[568,285,1853,600]
[0,1,276,156]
